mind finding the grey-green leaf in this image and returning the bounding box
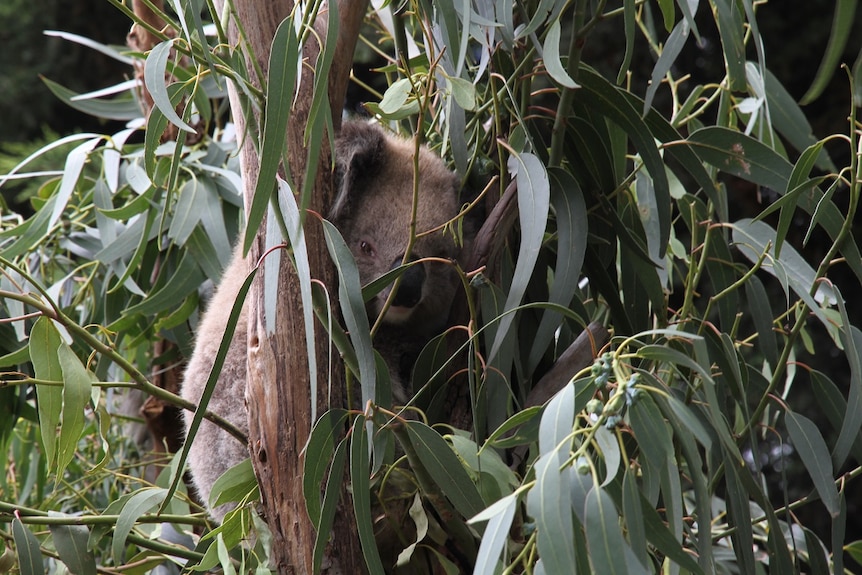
[543,19,578,89]
[112,488,167,563]
[49,517,96,575]
[786,411,840,516]
[489,151,550,360]
[57,344,93,481]
[144,40,195,133]
[405,421,484,519]
[528,454,575,572]
[12,518,43,575]
[585,486,629,574]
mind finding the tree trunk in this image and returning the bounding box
[214,1,367,572]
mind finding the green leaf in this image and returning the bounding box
[804,528,830,575]
[575,67,672,253]
[276,177,319,418]
[687,126,792,191]
[594,426,619,487]
[313,436,348,574]
[723,455,755,572]
[379,77,413,115]
[538,380,574,455]
[405,421,484,519]
[527,169,587,374]
[29,317,63,468]
[350,418,385,574]
[831,491,847,574]
[637,489,703,572]
[471,492,517,575]
[585,486,629,574]
[210,458,258,509]
[800,0,858,104]
[303,409,349,526]
[44,30,134,64]
[543,19,578,89]
[112,488,167,563]
[644,19,690,113]
[744,275,779,368]
[41,77,141,121]
[48,516,96,575]
[168,178,204,245]
[56,344,92,480]
[489,151,550,360]
[124,252,206,317]
[50,137,102,232]
[622,468,648,570]
[712,0,747,91]
[764,70,834,171]
[144,40,195,133]
[527,454,575,573]
[656,0,675,31]
[732,219,834,327]
[630,394,673,474]
[447,76,477,110]
[833,293,862,469]
[144,83,186,175]
[484,406,542,447]
[616,0,636,84]
[12,518,43,575]
[244,14,300,255]
[322,219,376,406]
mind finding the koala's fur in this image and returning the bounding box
[181,121,463,521]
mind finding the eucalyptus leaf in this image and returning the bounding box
[489,151,550,361]
[785,411,840,517]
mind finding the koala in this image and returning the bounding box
[181,121,464,522]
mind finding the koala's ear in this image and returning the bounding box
[330,121,387,222]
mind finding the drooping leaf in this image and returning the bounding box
[41,77,141,121]
[787,411,841,514]
[527,169,587,374]
[56,344,93,480]
[350,418,385,574]
[313,436,348,573]
[644,19,690,113]
[112,488,168,563]
[12,518,43,575]
[712,0,747,91]
[210,457,258,509]
[29,317,63,468]
[471,492,518,575]
[489,151,550,361]
[303,408,349,527]
[833,294,862,469]
[404,421,484,519]
[322,219,376,407]
[543,19,578,89]
[527,454,575,573]
[537,380,575,455]
[584,486,629,574]
[244,14,300,255]
[800,0,858,104]
[144,39,195,133]
[48,515,96,575]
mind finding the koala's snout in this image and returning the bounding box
[389,255,425,309]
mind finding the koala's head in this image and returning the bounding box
[331,121,462,335]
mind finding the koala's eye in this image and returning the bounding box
[360,240,376,257]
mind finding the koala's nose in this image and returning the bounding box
[390,255,425,308]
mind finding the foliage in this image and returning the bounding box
[2,1,862,574]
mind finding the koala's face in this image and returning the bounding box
[332,122,462,335]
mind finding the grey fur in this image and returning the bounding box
[181,121,463,522]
